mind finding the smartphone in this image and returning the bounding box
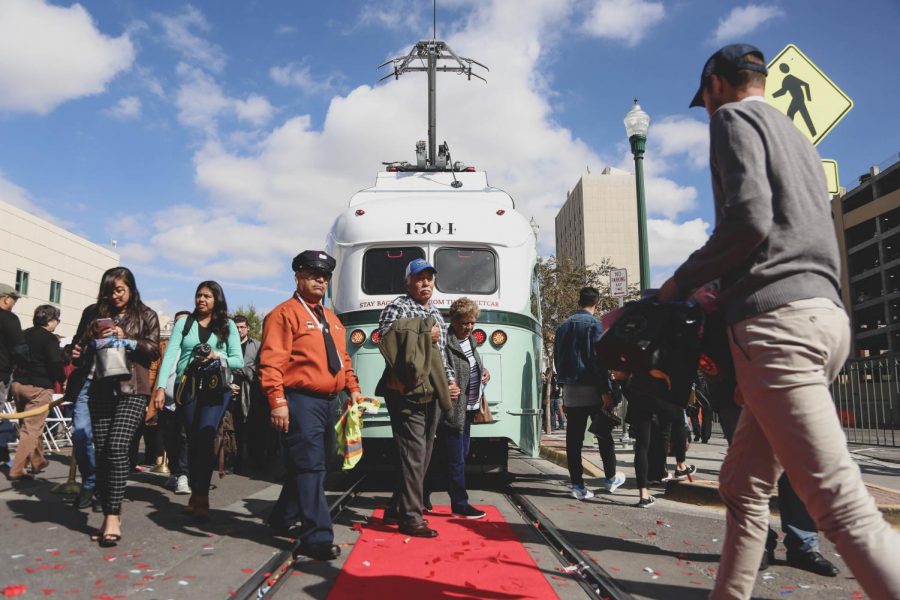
[95,318,115,330]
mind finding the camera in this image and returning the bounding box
[195,343,212,358]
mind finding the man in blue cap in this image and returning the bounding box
[659,43,900,599]
[377,258,459,538]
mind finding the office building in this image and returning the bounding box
[555,167,640,288]
[0,199,120,338]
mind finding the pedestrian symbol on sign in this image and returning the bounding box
[772,63,816,137]
[765,44,852,146]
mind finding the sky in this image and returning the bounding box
[1,0,899,317]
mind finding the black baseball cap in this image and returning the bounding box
[292,250,336,274]
[689,43,768,108]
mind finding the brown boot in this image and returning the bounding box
[192,496,210,521]
[183,495,196,515]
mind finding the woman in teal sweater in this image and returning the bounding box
[152,281,243,520]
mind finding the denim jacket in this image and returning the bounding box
[553,310,609,391]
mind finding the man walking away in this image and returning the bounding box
[660,43,900,599]
[554,286,625,500]
[0,284,28,473]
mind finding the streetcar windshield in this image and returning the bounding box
[434,248,497,294]
[362,246,426,295]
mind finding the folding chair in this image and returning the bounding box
[42,394,73,451]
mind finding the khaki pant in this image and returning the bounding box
[712,299,900,599]
[9,383,51,477]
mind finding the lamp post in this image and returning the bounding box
[624,98,651,292]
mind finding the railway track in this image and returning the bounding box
[231,473,634,600]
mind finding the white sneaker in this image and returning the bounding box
[174,475,191,495]
[571,485,594,501]
[165,475,177,490]
[603,472,626,493]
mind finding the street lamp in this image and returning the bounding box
[624,98,651,292]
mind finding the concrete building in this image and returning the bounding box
[831,153,900,357]
[555,167,640,287]
[0,199,120,338]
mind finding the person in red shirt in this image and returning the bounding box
[259,250,361,562]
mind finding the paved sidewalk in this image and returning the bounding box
[540,427,900,525]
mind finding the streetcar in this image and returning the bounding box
[324,38,542,469]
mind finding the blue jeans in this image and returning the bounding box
[550,398,565,429]
[767,473,819,553]
[180,389,230,497]
[443,411,476,511]
[72,378,96,491]
[268,391,337,544]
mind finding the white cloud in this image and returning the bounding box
[648,217,710,269]
[0,172,57,224]
[650,116,709,169]
[174,64,272,135]
[119,0,703,282]
[234,95,275,126]
[0,0,134,114]
[582,0,665,47]
[712,4,785,45]
[270,63,340,96]
[105,96,142,120]
[275,25,297,36]
[117,242,155,264]
[354,0,428,33]
[154,5,226,72]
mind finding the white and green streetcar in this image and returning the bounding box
[324,38,542,470]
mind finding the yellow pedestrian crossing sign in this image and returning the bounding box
[766,44,853,146]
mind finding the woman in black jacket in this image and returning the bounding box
[8,305,64,480]
[441,298,490,520]
[74,267,159,546]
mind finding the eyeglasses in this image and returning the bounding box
[302,270,332,281]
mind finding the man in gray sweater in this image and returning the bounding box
[659,44,899,599]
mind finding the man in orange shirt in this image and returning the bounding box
[259,250,362,562]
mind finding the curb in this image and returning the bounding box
[539,445,900,526]
[539,445,603,479]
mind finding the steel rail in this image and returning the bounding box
[230,473,367,600]
[506,491,635,600]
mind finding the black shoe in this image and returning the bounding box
[423,497,433,513]
[785,551,840,577]
[451,505,486,520]
[636,496,656,509]
[74,487,94,510]
[91,497,103,513]
[398,523,438,538]
[294,542,340,561]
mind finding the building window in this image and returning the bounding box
[15,270,29,296]
[50,280,62,304]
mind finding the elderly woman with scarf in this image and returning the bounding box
[441,297,490,520]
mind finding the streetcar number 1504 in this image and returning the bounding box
[405,222,455,235]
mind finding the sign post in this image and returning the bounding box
[765,44,853,147]
[610,268,628,307]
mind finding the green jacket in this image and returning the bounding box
[375,316,451,412]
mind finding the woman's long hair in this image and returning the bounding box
[96,266,143,324]
[195,280,231,348]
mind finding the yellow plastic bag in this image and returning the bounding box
[335,397,381,470]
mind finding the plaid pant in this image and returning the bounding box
[90,390,147,515]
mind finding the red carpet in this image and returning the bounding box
[328,505,560,599]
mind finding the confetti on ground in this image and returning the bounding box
[241,568,254,574]
[2,585,27,597]
[362,561,371,567]
[10,555,24,560]
[643,567,654,574]
[178,580,189,586]
[403,537,410,544]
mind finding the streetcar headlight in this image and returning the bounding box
[472,329,487,346]
[490,330,507,347]
[350,329,367,345]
